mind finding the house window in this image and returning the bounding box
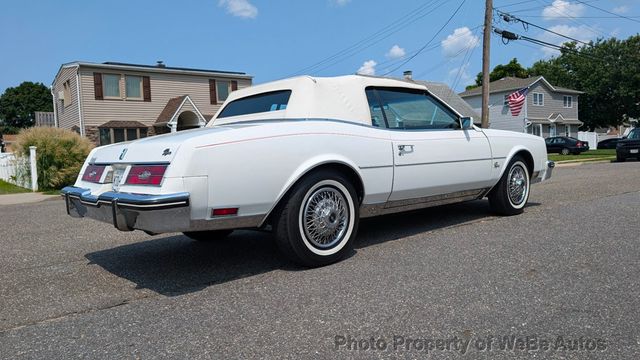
[533,93,544,106]
[125,75,142,99]
[63,80,72,107]
[103,74,121,98]
[563,95,572,108]
[98,127,148,145]
[504,94,509,106]
[216,80,230,103]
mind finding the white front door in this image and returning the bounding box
[391,130,493,200]
[365,87,493,202]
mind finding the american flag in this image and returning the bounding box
[508,88,528,116]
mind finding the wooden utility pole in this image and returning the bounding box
[481,0,493,128]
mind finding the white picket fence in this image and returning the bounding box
[0,147,38,191]
[577,131,599,149]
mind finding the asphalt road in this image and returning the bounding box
[1,161,639,359]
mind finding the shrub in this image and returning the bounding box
[14,127,94,189]
[0,124,21,135]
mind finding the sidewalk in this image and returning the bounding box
[0,192,60,206]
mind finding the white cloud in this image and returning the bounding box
[610,27,621,37]
[386,45,406,59]
[446,63,473,90]
[542,0,585,20]
[537,24,595,56]
[441,27,480,58]
[612,5,630,14]
[218,0,258,19]
[331,0,351,6]
[357,60,377,75]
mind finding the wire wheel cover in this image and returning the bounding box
[302,187,349,249]
[508,165,528,206]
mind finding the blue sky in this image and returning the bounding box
[1,0,638,94]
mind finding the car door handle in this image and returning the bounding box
[398,144,414,156]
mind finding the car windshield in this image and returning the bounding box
[627,129,640,140]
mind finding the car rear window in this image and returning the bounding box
[217,90,292,118]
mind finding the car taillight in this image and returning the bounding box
[82,165,106,183]
[577,141,583,146]
[125,165,167,186]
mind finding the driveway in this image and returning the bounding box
[1,161,639,359]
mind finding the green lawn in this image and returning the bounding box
[549,149,616,162]
[0,179,30,195]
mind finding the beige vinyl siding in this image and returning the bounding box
[526,82,579,120]
[79,67,251,127]
[53,65,80,130]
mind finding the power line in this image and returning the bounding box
[504,15,640,19]
[574,0,640,24]
[383,0,467,76]
[496,0,539,9]
[493,27,604,62]
[307,0,451,75]
[532,0,607,37]
[376,24,483,73]
[447,26,482,95]
[496,9,592,46]
[496,0,601,13]
[287,0,447,76]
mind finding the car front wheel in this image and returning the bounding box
[560,148,570,155]
[274,170,359,267]
[488,156,530,216]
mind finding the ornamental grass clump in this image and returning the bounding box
[14,127,93,189]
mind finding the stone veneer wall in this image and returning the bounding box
[85,126,100,145]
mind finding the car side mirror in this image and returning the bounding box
[459,117,473,130]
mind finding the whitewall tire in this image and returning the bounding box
[488,156,531,216]
[274,170,359,267]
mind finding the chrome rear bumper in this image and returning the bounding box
[61,186,190,233]
[532,160,555,184]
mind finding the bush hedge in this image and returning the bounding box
[14,127,94,189]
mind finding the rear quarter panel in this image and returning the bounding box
[182,121,395,220]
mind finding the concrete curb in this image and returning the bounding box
[555,159,613,168]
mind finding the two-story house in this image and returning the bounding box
[458,76,583,137]
[51,61,252,145]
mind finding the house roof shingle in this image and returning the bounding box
[155,95,188,125]
[53,61,252,86]
[458,76,583,97]
[98,120,148,128]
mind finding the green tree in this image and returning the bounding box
[467,58,529,90]
[0,82,53,129]
[528,36,640,129]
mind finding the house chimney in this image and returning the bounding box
[156,60,166,68]
[403,70,413,80]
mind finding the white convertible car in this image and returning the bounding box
[62,75,553,266]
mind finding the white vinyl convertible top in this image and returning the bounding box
[210,75,430,126]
